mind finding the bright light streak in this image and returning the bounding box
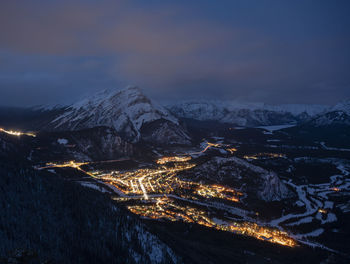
[226,148,237,154]
[138,176,149,200]
[0,127,36,137]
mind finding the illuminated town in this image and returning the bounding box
[127,197,296,247]
[156,155,192,164]
[2,2,349,262]
[37,142,297,248]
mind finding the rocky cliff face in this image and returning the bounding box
[258,171,291,202]
[140,119,191,146]
[187,156,293,202]
[63,127,134,160]
[31,127,134,162]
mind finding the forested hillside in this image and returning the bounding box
[0,161,179,264]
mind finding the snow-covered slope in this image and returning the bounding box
[46,86,190,144]
[306,111,350,127]
[303,100,350,127]
[332,100,350,114]
[168,100,328,127]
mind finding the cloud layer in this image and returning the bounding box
[0,0,349,106]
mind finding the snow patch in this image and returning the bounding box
[79,182,109,193]
[257,124,296,131]
[57,138,68,145]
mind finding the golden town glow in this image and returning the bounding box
[243,155,258,160]
[195,184,241,202]
[156,156,192,164]
[226,147,237,154]
[188,142,237,155]
[94,159,295,248]
[222,222,296,247]
[98,161,241,203]
[40,161,94,176]
[244,153,285,160]
[37,144,296,248]
[331,187,340,192]
[201,142,222,153]
[318,209,328,214]
[0,127,36,137]
[128,197,296,247]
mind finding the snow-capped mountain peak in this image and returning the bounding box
[67,86,177,129]
[331,99,350,114]
[48,86,186,143]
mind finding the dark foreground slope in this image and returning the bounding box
[0,161,180,264]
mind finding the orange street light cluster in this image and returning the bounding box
[156,155,192,164]
[98,161,241,204]
[226,147,238,154]
[318,208,327,214]
[36,142,297,248]
[200,142,222,153]
[39,161,94,176]
[220,222,297,247]
[244,153,285,160]
[195,184,242,202]
[127,197,296,247]
[331,187,340,192]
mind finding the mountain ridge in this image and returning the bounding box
[40,86,191,145]
[167,100,328,127]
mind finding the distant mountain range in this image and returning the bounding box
[37,86,350,129]
[0,86,349,146]
[167,99,350,127]
[302,100,350,127]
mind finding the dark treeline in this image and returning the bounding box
[0,161,178,263]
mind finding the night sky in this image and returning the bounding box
[1,0,349,106]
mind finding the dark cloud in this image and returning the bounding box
[0,0,349,106]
